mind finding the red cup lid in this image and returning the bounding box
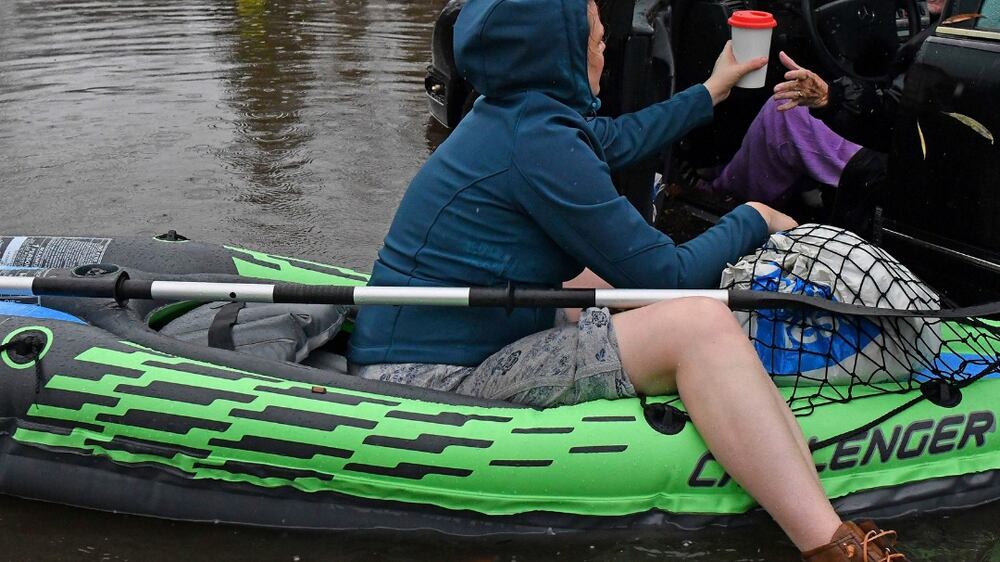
[728,10,777,29]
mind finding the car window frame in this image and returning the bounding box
[937,0,1000,39]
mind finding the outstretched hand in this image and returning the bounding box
[772,51,829,111]
[703,41,768,106]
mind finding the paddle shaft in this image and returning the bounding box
[2,273,725,309]
[2,273,997,318]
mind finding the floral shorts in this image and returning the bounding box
[350,307,636,408]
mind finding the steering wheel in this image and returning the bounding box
[801,0,922,81]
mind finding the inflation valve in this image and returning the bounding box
[920,379,963,408]
[155,230,190,242]
[639,395,689,435]
[0,328,50,369]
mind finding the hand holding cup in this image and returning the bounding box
[703,41,768,106]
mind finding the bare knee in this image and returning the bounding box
[653,297,742,341]
[614,297,745,395]
[645,297,748,369]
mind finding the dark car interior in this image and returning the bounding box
[425,0,1000,305]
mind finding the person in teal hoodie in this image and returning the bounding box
[348,0,908,558]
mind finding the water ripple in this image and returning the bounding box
[0,0,443,272]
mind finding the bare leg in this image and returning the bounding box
[566,268,821,483]
[770,379,825,489]
[613,297,841,550]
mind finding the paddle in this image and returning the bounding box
[3,271,999,319]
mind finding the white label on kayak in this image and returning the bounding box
[0,236,111,268]
[1,237,26,265]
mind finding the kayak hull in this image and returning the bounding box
[0,234,997,534]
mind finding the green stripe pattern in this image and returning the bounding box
[226,246,370,286]
[12,338,1000,517]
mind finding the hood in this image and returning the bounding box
[454,0,598,115]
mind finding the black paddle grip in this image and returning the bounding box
[34,271,134,306]
[272,284,356,305]
[469,287,596,309]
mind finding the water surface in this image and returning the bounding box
[0,0,445,269]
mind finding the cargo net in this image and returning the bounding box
[717,224,1000,417]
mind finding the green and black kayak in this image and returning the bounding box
[0,233,997,534]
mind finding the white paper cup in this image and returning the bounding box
[728,10,777,89]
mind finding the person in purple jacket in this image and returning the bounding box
[348,0,907,558]
[703,0,946,238]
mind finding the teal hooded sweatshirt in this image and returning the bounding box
[348,0,768,367]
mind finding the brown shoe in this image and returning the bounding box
[800,520,908,561]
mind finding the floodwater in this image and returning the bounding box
[0,0,997,560]
[0,0,445,271]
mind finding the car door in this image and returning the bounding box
[598,0,675,223]
[882,0,1000,303]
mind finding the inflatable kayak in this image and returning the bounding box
[0,233,997,534]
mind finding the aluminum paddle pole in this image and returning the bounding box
[1,273,998,318]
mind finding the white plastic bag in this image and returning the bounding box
[721,225,940,386]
